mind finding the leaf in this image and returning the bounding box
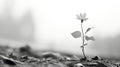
[71,31,81,38]
[85,27,94,34]
[85,36,95,41]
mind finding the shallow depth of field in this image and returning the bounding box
[0,0,120,67]
[0,45,119,67]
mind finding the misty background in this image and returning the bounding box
[0,0,120,58]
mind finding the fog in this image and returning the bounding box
[0,0,120,57]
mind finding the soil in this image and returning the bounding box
[0,45,119,67]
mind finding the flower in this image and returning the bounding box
[76,13,88,23]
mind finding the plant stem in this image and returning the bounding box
[80,22,86,58]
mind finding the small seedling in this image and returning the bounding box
[71,13,95,59]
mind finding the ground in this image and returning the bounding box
[0,45,119,67]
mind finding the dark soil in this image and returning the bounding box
[0,45,119,67]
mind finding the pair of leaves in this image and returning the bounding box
[71,27,94,38]
[71,31,95,41]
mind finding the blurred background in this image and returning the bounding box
[0,0,120,58]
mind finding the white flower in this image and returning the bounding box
[76,13,88,22]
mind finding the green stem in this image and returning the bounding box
[81,22,86,58]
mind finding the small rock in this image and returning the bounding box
[20,55,29,62]
[8,53,18,60]
[41,52,61,59]
[97,62,110,67]
[80,57,87,62]
[67,62,74,67]
[91,56,100,60]
[2,59,16,66]
[74,63,85,67]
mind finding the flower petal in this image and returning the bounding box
[83,13,86,18]
[84,18,88,21]
[80,13,83,18]
[76,15,81,20]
